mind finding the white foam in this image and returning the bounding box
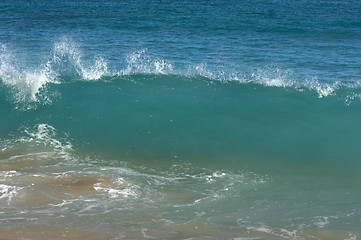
[206,171,226,183]
[250,227,273,234]
[189,64,215,80]
[345,233,358,240]
[252,67,293,88]
[50,38,109,81]
[280,228,299,238]
[94,185,140,198]
[0,171,19,178]
[0,39,111,109]
[121,49,174,75]
[314,216,330,228]
[0,45,55,108]
[0,184,20,204]
[22,124,72,152]
[188,64,352,99]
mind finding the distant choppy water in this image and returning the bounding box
[1,0,361,239]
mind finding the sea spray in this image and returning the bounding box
[50,39,110,81]
[2,41,361,111]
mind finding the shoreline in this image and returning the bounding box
[1,225,359,240]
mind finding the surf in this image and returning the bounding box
[1,39,361,240]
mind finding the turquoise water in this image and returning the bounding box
[1,0,361,239]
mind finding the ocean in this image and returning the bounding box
[1,0,361,239]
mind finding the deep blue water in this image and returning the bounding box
[1,0,361,239]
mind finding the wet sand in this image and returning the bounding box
[1,153,359,240]
[0,225,358,240]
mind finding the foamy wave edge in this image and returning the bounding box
[2,40,361,109]
[0,39,111,109]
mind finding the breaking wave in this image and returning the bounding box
[1,39,361,110]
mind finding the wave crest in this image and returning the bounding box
[121,49,174,75]
[0,39,111,109]
[50,39,109,81]
[0,45,54,108]
[1,40,361,109]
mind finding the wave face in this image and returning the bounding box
[1,42,361,166]
[1,0,361,239]
[1,41,361,163]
